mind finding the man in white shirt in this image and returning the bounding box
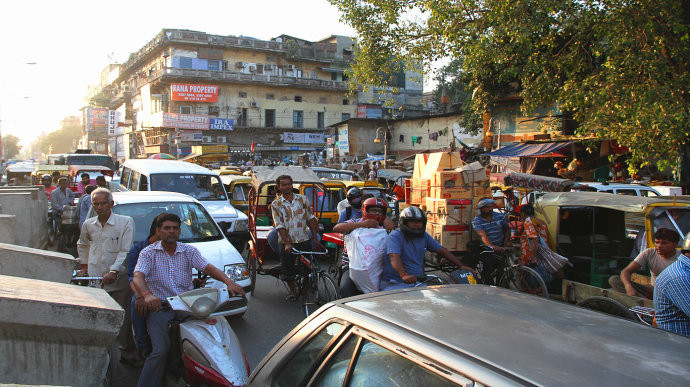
[77,188,138,365]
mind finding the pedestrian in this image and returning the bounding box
[76,188,138,366]
[96,175,108,188]
[654,232,690,336]
[51,177,75,216]
[78,185,96,229]
[271,175,324,300]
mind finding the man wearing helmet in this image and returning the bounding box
[337,187,364,219]
[334,196,390,296]
[654,232,690,336]
[471,198,511,253]
[40,174,57,200]
[380,206,474,290]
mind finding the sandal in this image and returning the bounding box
[285,293,297,302]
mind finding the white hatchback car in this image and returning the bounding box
[89,191,251,316]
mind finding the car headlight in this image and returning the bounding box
[234,219,248,232]
[224,263,250,281]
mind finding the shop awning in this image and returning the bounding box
[486,141,574,158]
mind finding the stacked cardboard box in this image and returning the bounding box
[425,198,472,225]
[409,178,430,205]
[426,223,471,251]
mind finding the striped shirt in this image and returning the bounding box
[134,241,209,299]
[472,212,509,247]
[654,254,690,336]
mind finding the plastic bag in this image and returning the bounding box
[536,236,570,274]
[344,228,388,293]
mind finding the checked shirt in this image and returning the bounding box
[134,241,209,299]
[654,254,690,336]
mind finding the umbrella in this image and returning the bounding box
[148,153,175,160]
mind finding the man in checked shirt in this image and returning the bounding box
[132,212,244,387]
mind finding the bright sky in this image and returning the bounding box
[0,0,359,149]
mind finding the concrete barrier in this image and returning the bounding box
[0,187,49,248]
[0,214,17,244]
[0,275,124,387]
[0,243,76,283]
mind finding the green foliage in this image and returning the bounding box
[34,116,83,154]
[331,0,690,173]
[2,135,22,159]
[432,58,482,135]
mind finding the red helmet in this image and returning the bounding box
[362,197,388,224]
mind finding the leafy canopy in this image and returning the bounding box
[331,0,690,173]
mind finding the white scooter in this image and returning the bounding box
[164,287,250,386]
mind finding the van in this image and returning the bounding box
[572,182,661,197]
[118,159,249,251]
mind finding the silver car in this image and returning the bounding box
[250,285,690,385]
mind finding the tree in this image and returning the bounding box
[330,0,690,174]
[34,116,83,154]
[2,134,22,159]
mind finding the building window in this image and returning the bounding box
[180,106,192,114]
[294,95,302,102]
[342,113,351,121]
[265,109,276,127]
[342,99,349,105]
[222,60,228,70]
[266,93,275,100]
[342,72,349,81]
[239,91,247,98]
[317,112,325,129]
[331,72,338,81]
[293,111,304,128]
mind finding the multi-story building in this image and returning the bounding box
[91,29,364,162]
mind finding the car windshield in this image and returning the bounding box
[649,207,690,246]
[112,201,222,243]
[303,186,345,212]
[315,170,355,181]
[150,173,227,201]
[62,155,115,170]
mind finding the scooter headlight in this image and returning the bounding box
[224,263,249,281]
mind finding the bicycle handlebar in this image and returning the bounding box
[291,248,328,255]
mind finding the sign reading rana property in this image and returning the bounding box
[171,83,218,102]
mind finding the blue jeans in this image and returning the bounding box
[130,296,150,353]
[379,279,425,291]
[138,309,182,387]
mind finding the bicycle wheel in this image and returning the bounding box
[576,296,636,320]
[304,272,340,317]
[500,266,549,298]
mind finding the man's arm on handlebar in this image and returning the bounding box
[132,271,161,312]
[436,247,476,273]
[475,229,504,253]
[202,264,245,296]
[389,253,416,283]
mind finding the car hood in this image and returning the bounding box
[200,200,238,219]
[189,237,243,268]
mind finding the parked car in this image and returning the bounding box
[250,285,690,385]
[88,191,251,316]
[118,159,249,252]
[572,182,661,197]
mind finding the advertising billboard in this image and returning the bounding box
[85,107,108,132]
[151,112,210,130]
[338,127,349,154]
[171,83,218,102]
[209,118,234,130]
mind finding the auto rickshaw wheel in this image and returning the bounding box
[576,296,636,320]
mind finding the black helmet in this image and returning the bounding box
[399,206,427,238]
[346,187,364,209]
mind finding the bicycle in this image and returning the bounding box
[291,248,340,317]
[473,244,549,298]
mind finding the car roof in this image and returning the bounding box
[122,159,216,175]
[537,191,684,213]
[111,191,198,205]
[332,286,690,384]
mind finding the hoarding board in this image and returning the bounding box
[171,83,218,102]
[209,118,234,130]
[151,112,209,130]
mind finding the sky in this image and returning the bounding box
[0,0,363,150]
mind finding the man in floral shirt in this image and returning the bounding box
[271,174,324,300]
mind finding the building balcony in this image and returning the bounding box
[144,67,348,91]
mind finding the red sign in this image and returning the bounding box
[171,83,218,102]
[356,105,367,118]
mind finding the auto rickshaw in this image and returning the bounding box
[296,180,346,232]
[220,174,252,215]
[247,166,326,291]
[5,162,35,186]
[533,192,690,289]
[32,165,69,185]
[67,165,114,191]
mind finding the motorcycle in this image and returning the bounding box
[164,287,250,386]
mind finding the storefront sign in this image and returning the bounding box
[209,118,234,130]
[284,132,306,144]
[171,83,218,102]
[192,145,228,154]
[179,130,203,142]
[356,105,367,118]
[305,133,324,143]
[151,112,210,130]
[85,107,108,132]
[107,110,121,136]
[338,128,349,154]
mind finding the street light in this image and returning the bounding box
[374,127,388,168]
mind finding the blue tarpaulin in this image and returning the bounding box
[486,141,574,158]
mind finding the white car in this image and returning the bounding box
[89,191,251,316]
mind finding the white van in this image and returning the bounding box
[118,160,249,251]
[572,182,661,197]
